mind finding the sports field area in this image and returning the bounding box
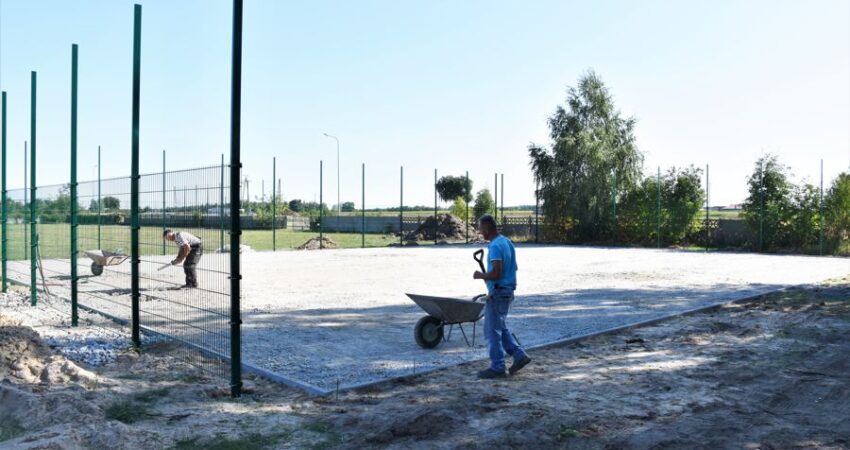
[8,244,847,393]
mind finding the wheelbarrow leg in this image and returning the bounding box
[445,324,454,342]
[458,323,472,347]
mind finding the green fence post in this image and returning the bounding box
[434,168,437,245]
[130,3,142,348]
[535,179,540,243]
[319,160,323,249]
[220,154,224,252]
[500,173,504,224]
[361,162,365,248]
[1,91,6,293]
[70,44,79,326]
[161,150,166,255]
[272,157,276,251]
[494,173,498,222]
[399,166,403,245]
[705,164,709,250]
[819,159,824,256]
[24,142,27,261]
[228,0,244,398]
[612,170,617,241]
[30,71,38,306]
[465,170,469,243]
[759,161,764,252]
[97,145,101,249]
[656,166,661,249]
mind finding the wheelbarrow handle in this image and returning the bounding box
[473,249,486,273]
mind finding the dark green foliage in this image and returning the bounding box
[824,173,850,250]
[472,188,495,221]
[618,166,705,245]
[288,199,303,212]
[340,201,355,212]
[436,175,473,203]
[102,196,120,210]
[529,71,642,241]
[741,155,794,251]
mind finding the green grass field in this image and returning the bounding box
[1,223,414,261]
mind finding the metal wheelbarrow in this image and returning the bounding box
[406,293,487,348]
[407,249,490,349]
[84,250,129,276]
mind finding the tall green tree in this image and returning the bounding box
[824,173,850,249]
[472,188,495,221]
[529,71,642,241]
[741,154,794,251]
[618,166,704,245]
[436,175,473,203]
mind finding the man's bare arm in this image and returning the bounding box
[172,244,190,265]
[473,260,502,280]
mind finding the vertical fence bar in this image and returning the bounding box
[535,180,540,243]
[361,162,365,248]
[494,172,498,222]
[220,154,224,252]
[70,44,79,326]
[399,166,403,245]
[655,166,662,248]
[0,91,6,293]
[319,160,323,249]
[24,142,27,261]
[272,157,276,251]
[465,170,469,243]
[434,168,437,245]
[130,4,142,348]
[161,150,165,254]
[29,71,37,306]
[97,145,102,249]
[229,0,244,398]
[612,170,617,241]
[500,173,504,224]
[819,159,824,256]
[759,160,764,252]
[705,164,709,250]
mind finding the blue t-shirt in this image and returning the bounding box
[486,234,517,293]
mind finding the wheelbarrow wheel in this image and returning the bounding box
[91,262,103,276]
[414,315,444,349]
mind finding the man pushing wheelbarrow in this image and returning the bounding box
[472,214,531,379]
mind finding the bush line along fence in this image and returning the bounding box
[236,157,847,255]
[0,2,246,397]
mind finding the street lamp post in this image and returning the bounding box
[323,133,340,222]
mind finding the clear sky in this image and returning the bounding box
[1,0,848,208]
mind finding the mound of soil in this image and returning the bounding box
[296,236,339,250]
[404,214,468,242]
[0,316,95,385]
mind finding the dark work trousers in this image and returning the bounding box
[184,244,203,288]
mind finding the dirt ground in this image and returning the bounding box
[2,278,849,449]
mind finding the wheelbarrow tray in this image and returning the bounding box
[406,293,485,324]
[84,250,130,266]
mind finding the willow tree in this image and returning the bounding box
[529,71,643,241]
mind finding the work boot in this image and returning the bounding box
[477,368,506,379]
[509,356,531,375]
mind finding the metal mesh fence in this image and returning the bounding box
[2,166,234,377]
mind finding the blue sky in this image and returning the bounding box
[1,0,848,207]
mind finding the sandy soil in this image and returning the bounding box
[8,246,849,391]
[1,278,849,449]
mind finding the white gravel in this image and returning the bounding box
[3,245,848,391]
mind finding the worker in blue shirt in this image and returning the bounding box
[473,214,531,378]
